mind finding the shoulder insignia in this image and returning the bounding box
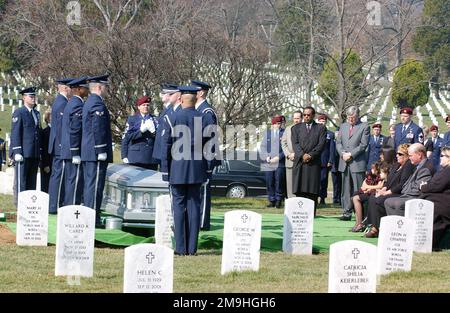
[60,112,64,116]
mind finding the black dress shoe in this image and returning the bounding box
[275,200,282,208]
[266,201,276,208]
[339,215,351,221]
[95,223,105,229]
[319,199,326,205]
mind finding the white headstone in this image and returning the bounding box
[16,190,49,246]
[123,243,173,293]
[11,105,15,114]
[283,197,314,255]
[221,210,262,275]
[55,205,96,277]
[37,103,40,112]
[155,195,174,249]
[377,216,415,275]
[405,199,434,253]
[9,98,12,106]
[328,240,377,293]
[1,103,4,112]
[18,100,22,107]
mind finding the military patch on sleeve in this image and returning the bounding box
[12,117,18,123]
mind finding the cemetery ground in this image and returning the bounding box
[1,194,449,293]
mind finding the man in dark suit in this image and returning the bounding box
[61,77,89,206]
[81,74,113,228]
[260,115,286,208]
[366,123,385,172]
[47,77,72,213]
[40,110,52,193]
[336,106,370,221]
[394,107,424,151]
[384,143,434,215]
[317,114,334,205]
[160,85,212,255]
[291,106,327,216]
[10,87,41,205]
[121,96,158,170]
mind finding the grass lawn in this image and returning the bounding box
[0,195,449,293]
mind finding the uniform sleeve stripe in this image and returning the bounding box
[70,148,80,150]
[94,144,107,148]
[12,146,22,150]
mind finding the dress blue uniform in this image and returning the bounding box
[260,119,285,207]
[319,129,335,203]
[81,75,113,227]
[160,86,211,255]
[0,134,6,170]
[394,108,424,151]
[10,87,41,204]
[48,78,72,213]
[121,105,159,170]
[430,134,444,170]
[366,133,386,171]
[61,81,86,206]
[192,79,220,230]
[40,124,52,193]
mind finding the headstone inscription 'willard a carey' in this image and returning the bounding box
[405,199,434,253]
[283,197,314,255]
[55,205,95,277]
[377,216,415,275]
[328,240,377,293]
[123,243,173,293]
[221,210,262,275]
[16,191,49,246]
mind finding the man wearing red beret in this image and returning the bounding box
[429,125,444,169]
[394,107,424,150]
[444,115,450,148]
[121,95,159,170]
[260,115,286,208]
[366,123,385,172]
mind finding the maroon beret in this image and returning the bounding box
[429,125,438,132]
[136,96,151,106]
[318,114,327,121]
[271,115,283,124]
[400,107,413,115]
[372,123,382,129]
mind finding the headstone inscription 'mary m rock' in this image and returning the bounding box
[123,243,173,293]
[16,190,49,246]
[328,240,377,293]
[377,216,415,275]
[55,205,95,277]
[221,210,262,275]
[405,199,434,253]
[283,197,314,255]
[155,195,174,249]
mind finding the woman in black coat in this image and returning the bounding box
[419,147,450,249]
[364,144,415,238]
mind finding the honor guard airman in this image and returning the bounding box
[10,87,41,205]
[444,115,450,147]
[40,110,52,193]
[81,74,113,228]
[152,83,178,164]
[429,125,444,169]
[191,79,220,230]
[0,129,6,170]
[160,85,212,255]
[366,123,385,172]
[394,107,424,151]
[61,77,89,206]
[121,95,159,170]
[47,77,73,213]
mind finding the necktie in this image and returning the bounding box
[402,125,406,135]
[349,125,353,137]
[31,109,38,125]
[307,124,311,133]
[374,136,378,143]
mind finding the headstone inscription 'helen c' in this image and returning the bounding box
[123,243,173,293]
[16,190,49,246]
[221,210,262,275]
[155,195,174,249]
[377,216,415,275]
[55,205,95,277]
[405,199,434,253]
[283,197,314,255]
[328,240,377,293]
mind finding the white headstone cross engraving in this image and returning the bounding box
[123,243,173,293]
[283,197,314,255]
[16,190,49,246]
[155,195,174,249]
[377,216,415,275]
[405,199,434,253]
[55,205,95,277]
[328,240,377,293]
[221,210,262,275]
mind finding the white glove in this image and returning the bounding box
[122,158,129,164]
[14,154,23,162]
[72,156,81,165]
[145,119,156,134]
[98,153,107,161]
[140,121,148,133]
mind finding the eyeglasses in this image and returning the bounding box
[440,154,449,158]
[396,152,405,156]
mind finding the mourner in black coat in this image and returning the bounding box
[291,106,327,215]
